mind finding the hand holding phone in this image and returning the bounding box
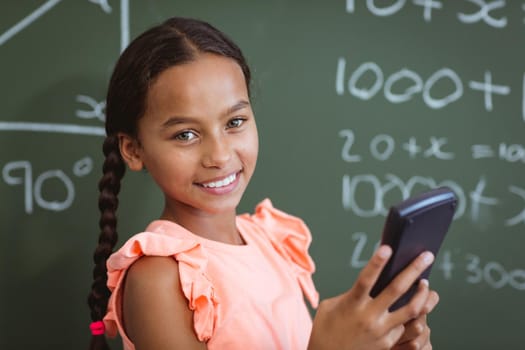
[370,186,457,311]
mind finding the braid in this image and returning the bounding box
[88,134,126,350]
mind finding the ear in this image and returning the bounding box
[118,132,144,171]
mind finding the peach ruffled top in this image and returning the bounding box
[103,199,319,350]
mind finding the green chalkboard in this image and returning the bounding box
[1,1,524,349]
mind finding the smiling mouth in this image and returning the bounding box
[199,172,238,188]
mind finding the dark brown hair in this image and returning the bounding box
[87,17,251,350]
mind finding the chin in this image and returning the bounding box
[204,196,243,214]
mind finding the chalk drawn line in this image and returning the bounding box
[1,0,129,50]
[0,122,105,136]
[120,0,129,52]
[0,0,63,46]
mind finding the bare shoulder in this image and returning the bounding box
[126,255,180,286]
[123,256,206,350]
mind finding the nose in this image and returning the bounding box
[201,133,232,168]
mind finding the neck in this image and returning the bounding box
[160,202,244,245]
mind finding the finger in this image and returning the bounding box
[392,319,430,350]
[388,278,430,326]
[349,245,392,299]
[375,251,434,310]
[421,290,440,315]
[387,324,407,349]
[396,315,426,344]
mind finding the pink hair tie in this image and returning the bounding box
[90,321,105,336]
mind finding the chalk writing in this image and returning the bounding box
[341,130,525,164]
[0,94,106,136]
[2,158,93,214]
[336,58,464,108]
[349,232,379,269]
[444,250,525,290]
[472,143,525,162]
[76,94,106,122]
[471,144,495,159]
[458,0,507,28]
[339,129,362,162]
[345,0,510,28]
[336,58,520,119]
[423,137,454,160]
[340,130,456,161]
[402,137,422,159]
[337,0,524,304]
[499,143,525,163]
[506,186,525,226]
[349,232,525,291]
[341,173,468,218]
[477,255,519,288]
[73,157,94,177]
[341,173,525,227]
[413,0,443,22]
[369,134,395,161]
[88,0,112,13]
[0,0,122,214]
[468,71,510,111]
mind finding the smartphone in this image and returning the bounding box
[369,186,457,311]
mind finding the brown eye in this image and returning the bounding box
[227,118,245,129]
[174,130,197,141]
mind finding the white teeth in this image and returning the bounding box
[202,173,237,188]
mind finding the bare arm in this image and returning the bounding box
[122,256,207,350]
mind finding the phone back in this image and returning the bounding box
[370,186,457,311]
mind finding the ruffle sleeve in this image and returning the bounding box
[103,227,219,344]
[248,199,319,308]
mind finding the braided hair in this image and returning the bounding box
[87,17,251,349]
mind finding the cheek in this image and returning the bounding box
[143,148,194,181]
[241,131,259,166]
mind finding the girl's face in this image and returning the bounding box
[123,53,258,217]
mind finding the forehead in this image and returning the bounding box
[144,53,249,118]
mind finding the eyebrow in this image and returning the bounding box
[226,100,251,115]
[161,116,195,129]
[160,100,251,129]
